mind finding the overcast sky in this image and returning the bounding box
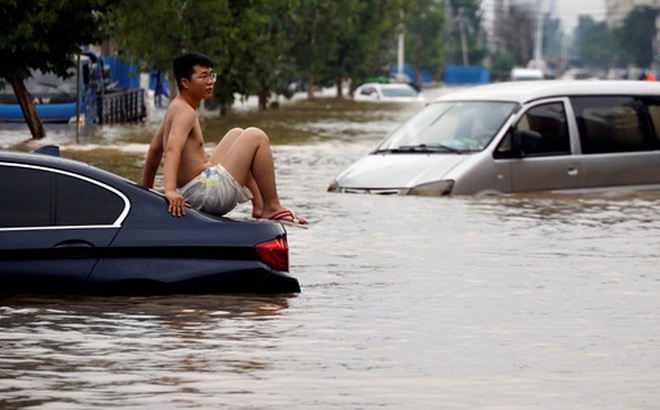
[555,0,606,31]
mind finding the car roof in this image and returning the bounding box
[435,80,660,104]
[359,82,414,89]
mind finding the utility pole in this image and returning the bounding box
[533,0,543,67]
[458,7,469,66]
[397,11,405,81]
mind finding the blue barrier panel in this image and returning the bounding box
[102,57,141,89]
[444,65,490,84]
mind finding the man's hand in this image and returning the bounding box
[165,190,191,217]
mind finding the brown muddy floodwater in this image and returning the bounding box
[1,88,660,408]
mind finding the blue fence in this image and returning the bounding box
[444,65,490,84]
[102,57,141,89]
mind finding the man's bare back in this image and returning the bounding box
[160,98,212,188]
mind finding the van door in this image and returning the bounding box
[495,100,584,193]
[571,96,660,190]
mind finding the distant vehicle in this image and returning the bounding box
[0,146,300,295]
[0,51,146,124]
[509,67,544,81]
[561,69,598,80]
[329,80,660,196]
[353,82,424,102]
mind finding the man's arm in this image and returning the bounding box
[163,106,197,216]
[140,122,165,189]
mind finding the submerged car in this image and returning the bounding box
[329,80,660,196]
[353,82,424,102]
[0,147,300,295]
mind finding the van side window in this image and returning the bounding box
[644,99,660,143]
[495,102,570,157]
[571,96,659,154]
[643,97,660,146]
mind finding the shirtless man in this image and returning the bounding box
[140,52,307,225]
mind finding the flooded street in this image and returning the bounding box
[2,88,660,408]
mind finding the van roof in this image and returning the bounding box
[510,67,544,78]
[511,67,543,74]
[435,80,660,104]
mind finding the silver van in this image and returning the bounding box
[328,80,660,196]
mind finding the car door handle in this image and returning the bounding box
[54,240,95,258]
[567,167,579,176]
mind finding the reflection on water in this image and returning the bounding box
[2,88,660,408]
[0,295,293,408]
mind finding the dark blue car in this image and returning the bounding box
[0,146,300,295]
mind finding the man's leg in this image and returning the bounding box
[210,127,286,219]
[212,128,264,217]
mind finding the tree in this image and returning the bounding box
[288,0,341,100]
[324,0,400,98]
[108,0,190,88]
[573,16,616,68]
[110,0,299,110]
[542,14,563,61]
[614,6,660,68]
[445,0,486,66]
[403,0,445,85]
[497,3,535,66]
[321,0,366,98]
[293,0,442,98]
[0,0,114,139]
[491,49,515,81]
[213,0,299,110]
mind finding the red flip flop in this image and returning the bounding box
[268,209,309,227]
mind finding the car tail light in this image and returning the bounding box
[255,237,289,271]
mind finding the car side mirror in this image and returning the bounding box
[513,129,542,157]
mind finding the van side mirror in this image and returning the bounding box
[513,129,542,157]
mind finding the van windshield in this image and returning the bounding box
[375,101,517,153]
[0,68,78,103]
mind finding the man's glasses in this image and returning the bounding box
[194,72,217,83]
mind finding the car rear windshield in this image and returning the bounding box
[375,101,517,153]
[0,165,125,228]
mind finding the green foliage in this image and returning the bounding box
[574,16,618,68]
[288,0,343,89]
[109,0,299,107]
[403,0,445,83]
[320,0,401,88]
[492,3,534,67]
[573,7,659,70]
[491,50,515,81]
[109,0,450,105]
[106,0,191,72]
[219,0,300,106]
[0,0,451,110]
[542,15,563,60]
[0,0,115,80]
[614,6,660,68]
[113,0,450,104]
[445,0,482,65]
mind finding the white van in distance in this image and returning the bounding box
[509,67,544,81]
[328,80,660,196]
